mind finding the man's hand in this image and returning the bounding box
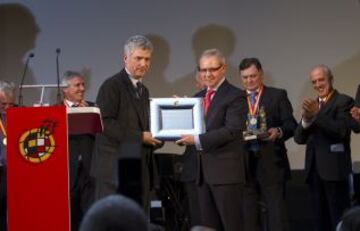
[351,106,360,122]
[302,98,319,122]
[263,127,281,142]
[175,135,195,146]
[142,131,162,147]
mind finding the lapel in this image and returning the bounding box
[120,70,147,130]
[258,85,269,109]
[205,80,229,125]
[319,90,338,115]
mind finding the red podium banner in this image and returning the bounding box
[7,106,70,231]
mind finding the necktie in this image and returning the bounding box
[136,82,143,97]
[204,89,215,114]
[249,91,257,107]
[319,99,324,109]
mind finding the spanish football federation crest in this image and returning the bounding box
[18,120,57,163]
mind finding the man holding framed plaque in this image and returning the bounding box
[91,35,162,212]
[176,49,248,231]
[239,58,297,231]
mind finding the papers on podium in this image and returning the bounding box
[67,106,103,135]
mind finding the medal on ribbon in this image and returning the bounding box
[246,87,263,130]
[0,116,6,146]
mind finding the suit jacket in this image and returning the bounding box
[245,86,297,185]
[67,101,96,190]
[56,101,96,189]
[351,84,360,133]
[190,80,248,185]
[352,119,360,133]
[91,69,151,185]
[294,90,354,181]
[180,91,204,183]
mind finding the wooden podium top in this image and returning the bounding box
[67,107,103,135]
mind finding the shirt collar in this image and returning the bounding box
[246,85,263,95]
[207,77,226,92]
[125,68,143,88]
[64,99,78,107]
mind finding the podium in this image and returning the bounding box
[6,106,102,231]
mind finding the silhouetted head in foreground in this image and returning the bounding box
[80,195,148,231]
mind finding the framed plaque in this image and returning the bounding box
[150,98,205,141]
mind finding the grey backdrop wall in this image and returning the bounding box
[1,0,360,169]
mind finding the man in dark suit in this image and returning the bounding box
[350,85,360,133]
[61,71,96,230]
[91,35,162,212]
[177,48,248,231]
[294,65,354,231]
[0,80,16,231]
[239,58,297,231]
[180,71,206,227]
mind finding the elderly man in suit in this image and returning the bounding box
[0,80,16,231]
[61,71,96,230]
[239,58,297,231]
[91,35,161,212]
[294,65,354,231]
[177,48,248,231]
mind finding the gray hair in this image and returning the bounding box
[0,80,16,97]
[312,64,334,82]
[124,35,153,56]
[61,70,84,86]
[199,48,226,66]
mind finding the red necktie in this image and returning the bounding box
[204,89,215,114]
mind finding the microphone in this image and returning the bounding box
[18,52,35,106]
[56,48,61,104]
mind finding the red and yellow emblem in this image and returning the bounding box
[18,126,56,163]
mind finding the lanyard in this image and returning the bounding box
[0,117,5,137]
[0,117,6,146]
[246,86,264,116]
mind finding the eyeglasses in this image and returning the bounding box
[198,65,223,74]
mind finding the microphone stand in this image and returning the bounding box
[56,48,61,104]
[18,53,34,106]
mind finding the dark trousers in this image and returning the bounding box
[198,181,244,231]
[0,167,6,231]
[244,152,289,231]
[95,158,150,214]
[308,168,351,231]
[184,181,202,226]
[70,163,95,231]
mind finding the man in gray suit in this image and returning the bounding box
[294,65,354,231]
[91,35,161,211]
